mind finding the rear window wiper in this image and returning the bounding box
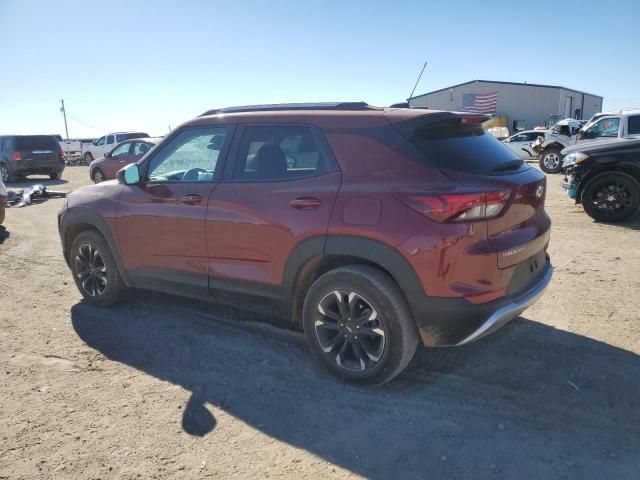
[491,160,523,172]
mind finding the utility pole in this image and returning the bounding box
[60,99,69,140]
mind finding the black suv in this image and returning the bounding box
[0,135,65,182]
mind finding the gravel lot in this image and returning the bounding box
[1,166,639,479]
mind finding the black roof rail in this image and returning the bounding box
[200,102,373,117]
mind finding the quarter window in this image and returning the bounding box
[147,127,230,182]
[233,125,324,181]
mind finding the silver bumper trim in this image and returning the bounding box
[456,263,553,346]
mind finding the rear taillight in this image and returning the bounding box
[395,190,511,223]
[12,152,22,161]
[58,149,64,161]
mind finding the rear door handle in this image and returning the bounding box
[180,194,203,205]
[290,197,322,210]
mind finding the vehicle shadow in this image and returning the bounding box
[598,211,640,232]
[8,176,68,187]
[71,293,640,479]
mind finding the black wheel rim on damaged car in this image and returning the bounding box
[74,243,108,296]
[589,177,635,218]
[313,290,386,371]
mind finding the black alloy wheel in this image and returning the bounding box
[582,172,640,222]
[74,243,108,297]
[314,290,386,371]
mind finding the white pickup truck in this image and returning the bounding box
[533,110,640,173]
[55,136,96,163]
[81,131,150,164]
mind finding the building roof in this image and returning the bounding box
[409,80,603,101]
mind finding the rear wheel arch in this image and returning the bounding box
[284,235,422,325]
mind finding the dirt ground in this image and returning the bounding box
[1,166,639,480]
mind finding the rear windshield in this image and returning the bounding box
[410,120,528,175]
[15,135,60,151]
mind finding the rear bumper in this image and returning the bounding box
[11,163,64,175]
[407,257,552,347]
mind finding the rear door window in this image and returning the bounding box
[232,125,325,181]
[106,135,115,145]
[133,141,152,156]
[15,136,59,151]
[409,119,527,175]
[628,115,640,135]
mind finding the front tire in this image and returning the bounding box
[93,168,105,183]
[539,148,563,174]
[69,230,125,307]
[581,172,640,222]
[302,265,419,386]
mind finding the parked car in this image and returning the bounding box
[82,132,150,164]
[90,137,161,183]
[0,135,65,182]
[0,175,6,224]
[502,130,547,160]
[535,111,640,173]
[58,102,552,385]
[562,137,640,222]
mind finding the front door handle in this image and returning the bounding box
[290,197,322,210]
[180,194,203,205]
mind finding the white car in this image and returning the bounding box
[502,130,547,160]
[82,131,149,164]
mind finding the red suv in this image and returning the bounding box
[58,103,552,385]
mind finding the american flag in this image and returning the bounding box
[460,92,498,114]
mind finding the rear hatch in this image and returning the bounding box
[15,135,62,167]
[395,114,550,269]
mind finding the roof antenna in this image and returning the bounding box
[408,61,428,102]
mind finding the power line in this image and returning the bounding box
[65,113,104,132]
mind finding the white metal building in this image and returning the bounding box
[409,80,603,131]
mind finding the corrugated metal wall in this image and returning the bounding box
[409,81,603,131]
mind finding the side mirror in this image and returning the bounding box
[104,151,112,158]
[578,131,586,140]
[117,163,140,185]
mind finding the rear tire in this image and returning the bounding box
[49,171,61,180]
[0,205,5,225]
[581,172,640,222]
[539,148,563,174]
[0,163,13,183]
[83,153,93,165]
[302,265,419,386]
[69,230,125,307]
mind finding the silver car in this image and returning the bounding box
[502,130,547,160]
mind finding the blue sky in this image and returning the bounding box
[1,0,639,137]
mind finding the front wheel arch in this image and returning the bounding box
[61,209,131,287]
